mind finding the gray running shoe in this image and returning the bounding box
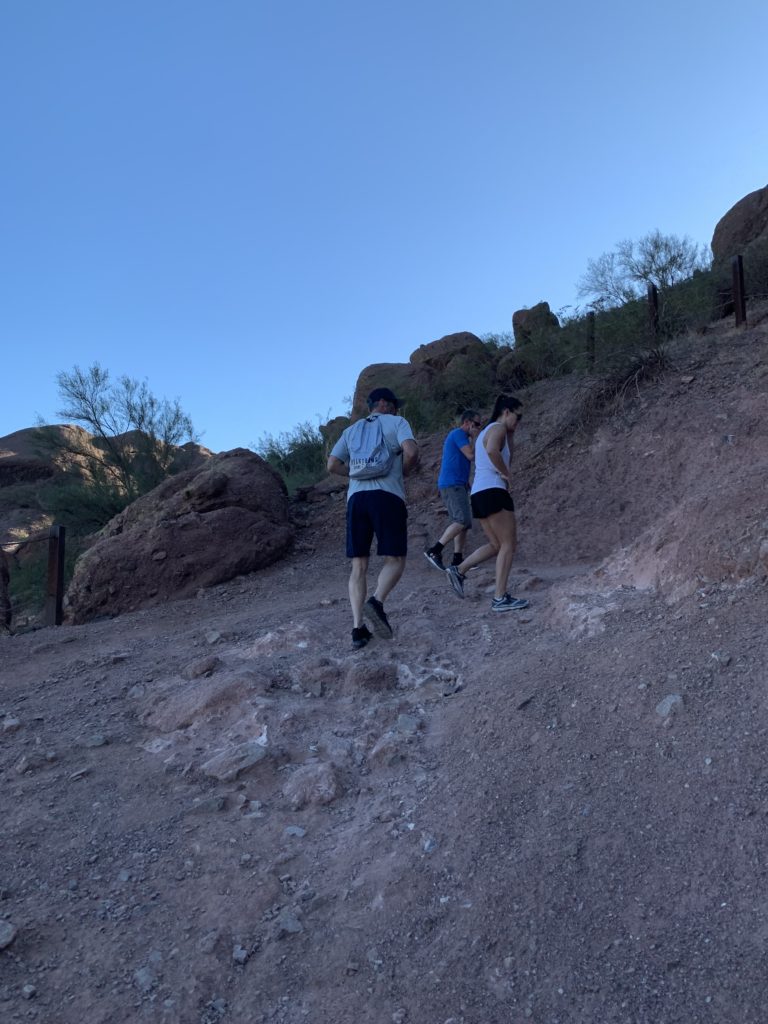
[446,564,466,599]
[491,593,529,612]
[424,549,444,572]
[364,596,393,638]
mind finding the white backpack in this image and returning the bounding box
[347,416,396,479]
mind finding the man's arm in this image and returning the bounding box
[458,442,474,461]
[401,438,419,477]
[327,455,349,477]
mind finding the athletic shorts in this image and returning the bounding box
[439,485,472,529]
[346,490,408,558]
[470,487,515,519]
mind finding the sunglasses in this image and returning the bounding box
[471,420,482,428]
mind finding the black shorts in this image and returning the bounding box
[346,490,408,558]
[471,487,515,519]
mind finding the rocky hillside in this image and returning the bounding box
[1,299,767,1023]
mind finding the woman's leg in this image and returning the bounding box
[485,509,518,599]
[458,522,497,573]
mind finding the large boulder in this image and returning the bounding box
[512,301,560,347]
[711,184,768,260]
[351,362,436,420]
[409,331,490,371]
[65,449,293,623]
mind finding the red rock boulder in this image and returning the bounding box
[65,448,293,623]
[711,184,768,260]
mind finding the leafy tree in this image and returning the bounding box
[36,363,197,529]
[578,230,711,308]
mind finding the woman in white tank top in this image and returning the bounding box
[445,394,529,613]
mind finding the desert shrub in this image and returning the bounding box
[255,421,327,493]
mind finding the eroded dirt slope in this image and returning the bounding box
[1,315,768,1024]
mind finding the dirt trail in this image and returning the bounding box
[2,315,768,1023]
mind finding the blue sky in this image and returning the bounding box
[2,0,767,453]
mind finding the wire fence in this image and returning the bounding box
[1,525,66,632]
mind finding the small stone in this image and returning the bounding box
[198,930,220,955]
[82,734,109,748]
[152,550,167,562]
[188,796,227,815]
[710,650,732,667]
[2,716,21,733]
[134,967,156,992]
[202,740,269,782]
[655,694,683,718]
[284,826,307,838]
[282,762,339,810]
[21,984,36,1000]
[205,630,222,645]
[392,1011,407,1023]
[0,921,18,949]
[181,655,221,681]
[395,714,421,736]
[118,869,131,883]
[423,836,438,854]
[233,944,250,965]
[275,908,303,937]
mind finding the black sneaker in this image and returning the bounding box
[446,564,466,599]
[363,596,393,639]
[490,594,529,612]
[352,625,373,648]
[424,548,444,572]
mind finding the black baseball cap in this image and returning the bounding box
[367,387,404,408]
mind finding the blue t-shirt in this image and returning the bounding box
[438,427,472,488]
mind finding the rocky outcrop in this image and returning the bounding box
[512,301,560,347]
[711,184,768,260]
[351,333,494,420]
[409,331,490,371]
[65,448,294,623]
[351,362,437,419]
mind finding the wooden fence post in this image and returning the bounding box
[45,524,66,627]
[647,283,660,336]
[732,254,747,327]
[586,311,595,367]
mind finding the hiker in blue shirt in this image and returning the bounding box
[424,409,482,571]
[327,387,418,649]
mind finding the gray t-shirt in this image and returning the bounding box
[331,413,415,502]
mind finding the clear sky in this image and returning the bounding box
[2,0,767,453]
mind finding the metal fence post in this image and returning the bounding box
[45,524,66,627]
[732,254,747,327]
[647,283,660,336]
[586,311,595,367]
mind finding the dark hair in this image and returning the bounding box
[488,393,523,422]
[459,408,480,424]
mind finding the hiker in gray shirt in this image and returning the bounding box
[327,387,418,649]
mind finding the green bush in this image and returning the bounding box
[255,421,327,493]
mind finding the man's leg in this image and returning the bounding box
[451,526,468,562]
[373,555,406,603]
[349,556,369,627]
[437,520,465,548]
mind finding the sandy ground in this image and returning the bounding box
[2,314,768,1024]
